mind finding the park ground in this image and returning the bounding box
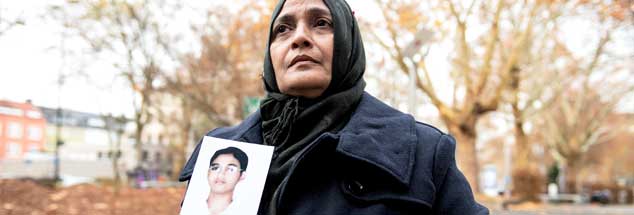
[2,179,634,215]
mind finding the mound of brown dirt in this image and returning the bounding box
[0,179,186,215]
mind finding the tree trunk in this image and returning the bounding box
[171,121,191,180]
[564,156,582,193]
[511,138,543,201]
[135,114,145,168]
[512,117,532,169]
[133,88,151,169]
[511,102,543,201]
[113,130,122,195]
[171,99,193,180]
[448,124,481,193]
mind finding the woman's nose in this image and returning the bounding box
[291,23,312,49]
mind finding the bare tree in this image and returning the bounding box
[539,22,633,191]
[541,82,633,193]
[366,0,553,191]
[159,2,273,180]
[364,0,633,193]
[54,0,181,166]
[510,0,633,197]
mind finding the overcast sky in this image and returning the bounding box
[0,0,392,117]
[0,0,131,115]
[1,0,631,119]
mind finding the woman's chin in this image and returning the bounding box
[279,73,331,98]
[282,85,327,98]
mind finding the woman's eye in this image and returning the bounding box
[316,19,331,27]
[276,25,290,34]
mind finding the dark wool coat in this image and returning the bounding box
[180,92,489,215]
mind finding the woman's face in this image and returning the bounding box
[270,0,334,98]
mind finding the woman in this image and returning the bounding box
[181,0,489,214]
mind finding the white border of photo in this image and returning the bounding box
[180,136,274,215]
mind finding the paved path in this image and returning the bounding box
[0,159,114,178]
[492,205,634,215]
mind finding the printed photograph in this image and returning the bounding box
[180,137,274,215]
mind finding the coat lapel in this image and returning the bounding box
[336,93,417,186]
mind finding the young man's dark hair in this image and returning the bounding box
[209,147,249,172]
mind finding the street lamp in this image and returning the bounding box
[403,28,433,115]
[54,74,65,183]
[53,6,68,183]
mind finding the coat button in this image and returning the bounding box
[345,179,365,195]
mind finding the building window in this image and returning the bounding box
[28,126,42,141]
[8,122,22,139]
[141,150,148,161]
[155,152,162,162]
[6,142,21,158]
[0,106,22,116]
[87,118,105,128]
[28,143,39,152]
[26,110,42,119]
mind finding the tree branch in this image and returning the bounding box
[584,31,611,76]
[473,0,503,96]
[481,1,540,112]
[446,0,472,95]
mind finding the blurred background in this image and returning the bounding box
[0,0,633,214]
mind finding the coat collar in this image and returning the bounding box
[336,93,417,186]
[232,92,417,186]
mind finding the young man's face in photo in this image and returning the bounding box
[208,154,244,194]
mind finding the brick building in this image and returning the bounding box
[0,100,47,159]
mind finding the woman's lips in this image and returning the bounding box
[289,54,318,68]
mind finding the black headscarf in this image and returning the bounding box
[259,0,366,213]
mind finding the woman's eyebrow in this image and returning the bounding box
[274,7,332,25]
[306,7,331,19]
[275,13,295,26]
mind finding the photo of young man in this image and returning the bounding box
[206,147,248,215]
